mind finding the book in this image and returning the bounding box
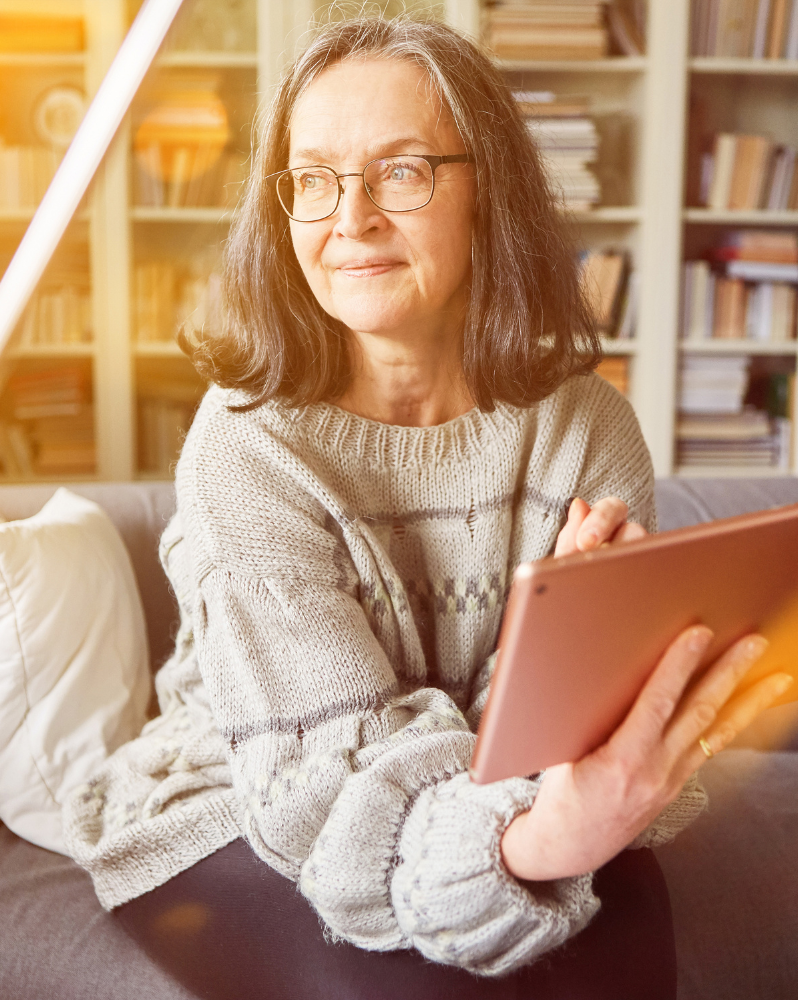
[690,0,798,58]
[606,2,645,55]
[580,250,627,332]
[486,1,610,60]
[596,356,629,395]
[137,375,204,475]
[0,145,60,210]
[522,101,601,208]
[768,0,791,56]
[678,354,751,413]
[708,134,737,209]
[134,262,224,342]
[0,15,84,53]
[682,260,715,340]
[728,135,772,209]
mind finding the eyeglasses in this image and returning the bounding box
[266,153,469,222]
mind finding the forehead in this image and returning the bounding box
[288,57,458,162]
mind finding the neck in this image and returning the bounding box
[334,321,474,427]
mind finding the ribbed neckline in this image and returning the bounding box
[266,397,527,470]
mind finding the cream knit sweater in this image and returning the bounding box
[64,372,706,976]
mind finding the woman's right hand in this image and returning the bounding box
[500,625,794,883]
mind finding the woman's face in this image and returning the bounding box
[287,57,475,339]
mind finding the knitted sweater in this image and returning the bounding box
[64,372,706,976]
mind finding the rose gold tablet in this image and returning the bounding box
[470,503,798,784]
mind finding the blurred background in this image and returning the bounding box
[0,0,796,482]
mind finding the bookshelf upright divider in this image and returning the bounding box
[86,0,134,481]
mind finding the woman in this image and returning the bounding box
[65,15,791,1000]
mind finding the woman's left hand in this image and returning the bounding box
[554,496,648,557]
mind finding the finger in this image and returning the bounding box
[684,671,795,773]
[664,634,769,756]
[554,497,591,557]
[609,521,648,545]
[575,496,629,552]
[609,625,715,757]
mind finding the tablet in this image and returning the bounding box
[470,503,798,784]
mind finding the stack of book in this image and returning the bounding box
[596,355,630,395]
[682,231,798,341]
[137,374,203,475]
[517,92,601,209]
[485,2,611,61]
[16,280,93,347]
[675,355,788,467]
[134,262,224,342]
[700,133,798,211]
[580,249,635,336]
[0,367,95,476]
[676,407,790,468]
[133,78,246,210]
[0,143,60,210]
[691,0,798,58]
[679,354,751,412]
[134,146,245,209]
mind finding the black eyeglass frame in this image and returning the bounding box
[265,153,470,222]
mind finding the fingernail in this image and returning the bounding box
[744,636,769,659]
[687,627,713,652]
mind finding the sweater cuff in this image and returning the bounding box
[391,772,600,976]
[629,771,708,849]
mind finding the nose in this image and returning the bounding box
[333,174,387,241]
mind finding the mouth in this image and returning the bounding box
[335,258,402,278]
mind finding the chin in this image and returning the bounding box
[331,299,414,335]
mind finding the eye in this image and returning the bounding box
[299,171,324,189]
[385,161,420,182]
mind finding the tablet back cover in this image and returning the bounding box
[470,504,798,783]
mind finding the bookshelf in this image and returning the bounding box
[1,0,797,481]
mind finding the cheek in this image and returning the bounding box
[289,223,328,288]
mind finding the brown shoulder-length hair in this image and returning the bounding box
[183,14,601,412]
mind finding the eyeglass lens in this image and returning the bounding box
[276,156,434,221]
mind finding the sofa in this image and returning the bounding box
[1,478,797,1000]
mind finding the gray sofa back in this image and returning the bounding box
[1,477,797,676]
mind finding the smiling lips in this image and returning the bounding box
[335,258,402,277]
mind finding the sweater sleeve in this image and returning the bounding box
[193,567,599,975]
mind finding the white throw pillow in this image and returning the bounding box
[0,488,150,854]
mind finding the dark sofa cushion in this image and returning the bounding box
[0,823,193,1000]
[656,750,798,1000]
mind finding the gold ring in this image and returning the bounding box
[698,737,714,759]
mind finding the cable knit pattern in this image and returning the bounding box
[64,372,705,973]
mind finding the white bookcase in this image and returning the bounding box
[1,0,797,481]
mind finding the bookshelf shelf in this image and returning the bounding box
[601,338,639,354]
[134,342,185,357]
[680,341,798,355]
[9,344,95,359]
[675,465,793,478]
[494,57,648,73]
[570,206,643,223]
[130,207,235,224]
[157,51,258,69]
[684,209,798,226]
[689,58,798,76]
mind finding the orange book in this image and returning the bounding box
[713,277,747,338]
[768,0,790,57]
[0,16,84,53]
[729,135,772,210]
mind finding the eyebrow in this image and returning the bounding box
[289,137,434,165]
